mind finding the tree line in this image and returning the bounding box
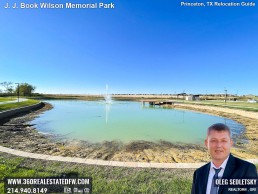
[0,82,36,96]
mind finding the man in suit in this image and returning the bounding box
[191,123,257,194]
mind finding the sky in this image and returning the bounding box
[0,0,258,95]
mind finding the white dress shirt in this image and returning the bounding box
[206,156,229,194]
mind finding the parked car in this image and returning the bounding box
[247,99,257,103]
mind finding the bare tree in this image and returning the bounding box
[0,82,14,94]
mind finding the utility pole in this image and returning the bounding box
[224,89,227,104]
[15,83,20,102]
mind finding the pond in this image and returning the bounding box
[31,100,244,144]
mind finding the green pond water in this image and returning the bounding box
[31,100,244,144]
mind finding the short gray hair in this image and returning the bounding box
[207,123,231,137]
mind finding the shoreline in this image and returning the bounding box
[0,101,257,163]
[173,104,258,157]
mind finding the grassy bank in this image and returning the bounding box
[31,94,103,101]
[0,97,16,102]
[180,100,258,112]
[0,152,193,194]
[32,94,145,102]
[0,99,39,112]
[36,94,258,111]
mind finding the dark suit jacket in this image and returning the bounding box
[191,154,258,194]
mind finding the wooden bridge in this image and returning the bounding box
[141,100,176,106]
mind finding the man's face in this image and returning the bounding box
[205,129,233,163]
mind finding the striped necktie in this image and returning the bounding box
[210,167,222,194]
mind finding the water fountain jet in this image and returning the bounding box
[104,84,112,104]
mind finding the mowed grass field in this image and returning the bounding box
[0,153,193,194]
[0,97,16,102]
[178,99,258,112]
[0,99,39,112]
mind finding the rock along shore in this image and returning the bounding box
[0,102,257,163]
